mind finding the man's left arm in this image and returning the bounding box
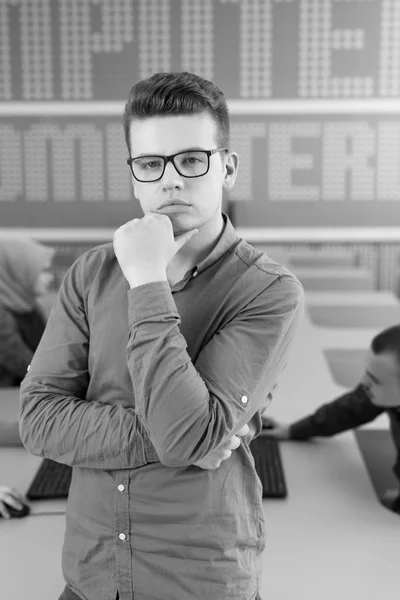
[126,276,304,467]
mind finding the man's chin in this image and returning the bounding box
[169,214,195,236]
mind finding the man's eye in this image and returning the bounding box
[143,161,162,169]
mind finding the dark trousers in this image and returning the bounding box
[58,587,119,600]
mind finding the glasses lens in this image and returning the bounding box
[131,156,165,181]
[174,151,208,177]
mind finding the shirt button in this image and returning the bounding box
[192,271,198,278]
[119,533,126,541]
[117,484,125,492]
[241,395,248,405]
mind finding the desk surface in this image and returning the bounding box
[291,267,374,279]
[305,290,400,306]
[1,311,399,599]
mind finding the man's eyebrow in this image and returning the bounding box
[132,147,206,158]
[365,370,381,385]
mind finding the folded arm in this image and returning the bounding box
[127,277,304,467]
[19,257,149,470]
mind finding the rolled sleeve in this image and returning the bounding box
[127,277,304,467]
[19,256,147,470]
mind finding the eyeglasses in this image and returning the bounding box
[126,148,228,182]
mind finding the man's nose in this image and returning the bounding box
[161,160,184,188]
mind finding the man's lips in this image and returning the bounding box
[158,200,191,209]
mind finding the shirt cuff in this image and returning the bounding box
[127,281,179,325]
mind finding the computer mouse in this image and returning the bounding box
[0,500,30,519]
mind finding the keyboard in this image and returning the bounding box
[26,458,72,500]
[25,441,287,501]
[249,437,288,498]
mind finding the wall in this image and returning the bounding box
[1,0,400,228]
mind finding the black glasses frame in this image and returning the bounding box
[126,147,228,182]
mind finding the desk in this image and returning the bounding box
[305,291,400,306]
[307,303,400,328]
[1,314,399,600]
[312,325,382,350]
[299,324,389,431]
[287,250,356,268]
[0,389,66,596]
[304,290,400,329]
[292,267,375,291]
[323,348,367,389]
[261,312,399,598]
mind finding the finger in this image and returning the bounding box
[222,449,232,461]
[174,229,199,251]
[236,424,250,437]
[228,436,241,451]
[9,489,27,504]
[0,503,10,519]
[1,493,24,511]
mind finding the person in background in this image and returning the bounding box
[0,239,54,518]
[0,238,55,387]
[19,71,304,600]
[261,324,400,515]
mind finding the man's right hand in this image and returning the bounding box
[193,424,250,470]
[259,416,291,440]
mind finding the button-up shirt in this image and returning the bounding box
[20,214,304,600]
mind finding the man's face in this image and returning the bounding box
[360,349,400,408]
[128,112,238,235]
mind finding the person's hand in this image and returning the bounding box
[259,416,291,440]
[193,424,250,470]
[113,213,198,287]
[0,486,27,519]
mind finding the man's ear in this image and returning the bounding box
[222,152,239,192]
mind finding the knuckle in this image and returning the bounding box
[230,436,240,450]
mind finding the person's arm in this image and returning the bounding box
[126,276,304,467]
[289,384,385,440]
[0,305,34,381]
[19,255,149,470]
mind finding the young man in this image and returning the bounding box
[19,71,304,600]
[262,324,400,514]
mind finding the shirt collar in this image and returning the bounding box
[192,212,240,276]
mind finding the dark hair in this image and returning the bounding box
[371,325,400,366]
[123,71,230,155]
